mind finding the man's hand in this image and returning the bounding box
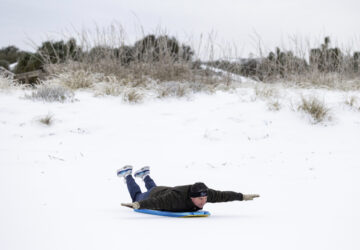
[243,194,260,201]
[121,202,140,209]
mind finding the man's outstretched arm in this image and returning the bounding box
[207,189,260,203]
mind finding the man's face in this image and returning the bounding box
[190,196,208,209]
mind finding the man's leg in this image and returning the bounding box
[135,190,152,202]
[125,175,143,202]
[144,175,157,191]
[133,176,156,202]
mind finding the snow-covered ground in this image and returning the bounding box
[1,85,360,250]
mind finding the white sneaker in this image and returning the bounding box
[117,165,133,178]
[134,166,150,179]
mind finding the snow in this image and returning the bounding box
[1,85,360,250]
[9,63,17,71]
[201,64,256,83]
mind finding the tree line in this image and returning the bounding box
[206,37,360,81]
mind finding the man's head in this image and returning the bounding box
[190,182,208,209]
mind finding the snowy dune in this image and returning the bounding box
[0,85,360,250]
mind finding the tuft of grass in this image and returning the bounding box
[39,114,54,126]
[267,99,281,111]
[0,74,18,90]
[157,82,189,98]
[298,96,331,123]
[344,95,358,108]
[94,82,124,96]
[26,84,74,102]
[254,85,278,100]
[51,69,101,89]
[187,81,213,94]
[122,89,143,103]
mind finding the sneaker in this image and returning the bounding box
[117,165,133,178]
[134,166,150,179]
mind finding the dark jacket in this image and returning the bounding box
[138,185,243,212]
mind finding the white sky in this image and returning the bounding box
[1,0,359,58]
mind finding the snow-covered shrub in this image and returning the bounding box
[0,73,17,90]
[26,84,75,102]
[52,70,101,89]
[298,96,331,123]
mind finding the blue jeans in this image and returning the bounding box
[125,175,157,202]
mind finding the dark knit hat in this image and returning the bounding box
[190,182,208,198]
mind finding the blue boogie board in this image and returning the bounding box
[134,209,210,218]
